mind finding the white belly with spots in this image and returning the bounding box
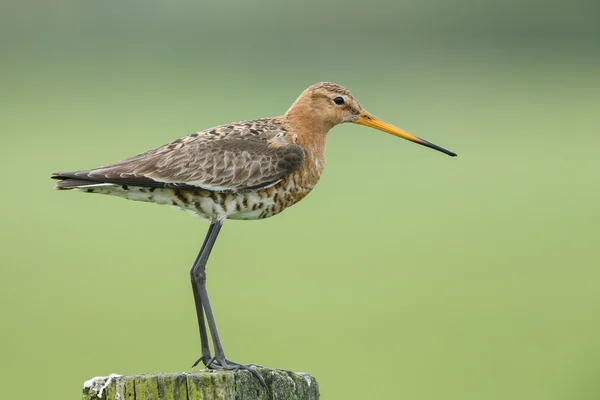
[79,184,282,221]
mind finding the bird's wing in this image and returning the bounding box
[53,127,305,192]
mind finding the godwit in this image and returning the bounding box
[52,82,456,381]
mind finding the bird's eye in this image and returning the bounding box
[333,97,345,105]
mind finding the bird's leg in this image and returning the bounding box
[189,219,267,389]
[190,222,218,368]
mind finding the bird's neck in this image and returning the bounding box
[284,104,331,151]
[282,96,334,183]
[276,116,326,188]
[282,112,327,159]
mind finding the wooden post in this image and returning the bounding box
[82,368,319,400]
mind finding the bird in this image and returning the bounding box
[52,82,456,382]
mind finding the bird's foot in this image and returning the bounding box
[206,357,267,390]
[191,353,212,368]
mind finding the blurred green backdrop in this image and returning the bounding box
[2,1,600,399]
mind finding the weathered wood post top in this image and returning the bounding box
[82,368,319,400]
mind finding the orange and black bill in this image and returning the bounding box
[354,112,457,157]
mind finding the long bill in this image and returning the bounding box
[354,111,457,157]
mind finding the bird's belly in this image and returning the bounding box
[81,177,315,221]
[79,149,324,221]
[206,180,314,221]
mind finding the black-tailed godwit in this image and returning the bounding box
[52,82,457,382]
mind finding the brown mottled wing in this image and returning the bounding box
[54,133,305,192]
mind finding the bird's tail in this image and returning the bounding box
[51,172,113,190]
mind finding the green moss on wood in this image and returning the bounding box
[134,375,159,400]
[82,368,319,400]
[157,373,187,400]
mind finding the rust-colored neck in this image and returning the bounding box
[284,90,334,141]
[283,115,328,164]
[282,94,331,187]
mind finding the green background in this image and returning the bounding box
[2,1,600,399]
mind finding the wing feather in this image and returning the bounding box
[53,128,305,192]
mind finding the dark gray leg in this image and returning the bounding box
[189,219,267,389]
[190,221,218,368]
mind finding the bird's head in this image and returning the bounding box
[286,82,457,157]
